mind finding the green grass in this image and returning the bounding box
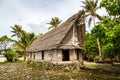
[0,61,120,80]
[84,61,120,72]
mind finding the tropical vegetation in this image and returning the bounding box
[84,0,120,65]
[0,0,120,80]
[11,25,36,61]
[0,25,36,62]
[0,0,119,65]
[81,0,103,59]
[47,17,62,30]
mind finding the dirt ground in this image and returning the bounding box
[0,61,120,80]
[0,56,6,62]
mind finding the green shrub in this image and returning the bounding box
[94,56,99,62]
[31,61,37,68]
[4,48,18,62]
[88,55,94,61]
[94,56,104,63]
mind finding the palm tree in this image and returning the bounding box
[47,17,62,30]
[15,31,36,61]
[11,25,36,61]
[81,0,103,27]
[81,0,103,59]
[11,24,23,38]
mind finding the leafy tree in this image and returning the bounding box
[101,21,117,65]
[92,18,120,64]
[4,48,18,62]
[0,36,17,62]
[84,33,98,61]
[100,0,120,62]
[81,0,103,26]
[102,43,114,65]
[84,0,120,64]
[47,17,62,30]
[81,0,103,58]
[91,24,106,57]
[101,0,120,17]
[112,22,120,58]
[0,35,12,51]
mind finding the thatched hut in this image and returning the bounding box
[28,10,85,63]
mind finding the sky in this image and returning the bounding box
[0,0,107,37]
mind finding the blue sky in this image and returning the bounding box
[0,0,106,37]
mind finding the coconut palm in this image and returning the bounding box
[81,0,103,27]
[81,0,103,59]
[15,31,36,61]
[11,25,36,61]
[47,17,62,30]
[11,25,23,38]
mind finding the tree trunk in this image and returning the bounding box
[24,56,26,61]
[97,38,102,60]
[24,52,26,61]
[24,47,28,61]
[110,56,114,66]
[6,56,13,62]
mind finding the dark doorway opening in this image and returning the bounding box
[42,51,44,60]
[33,54,35,59]
[76,50,79,60]
[62,50,70,61]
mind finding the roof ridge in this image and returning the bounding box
[28,10,85,52]
[56,10,85,47]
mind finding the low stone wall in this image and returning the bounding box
[28,60,84,71]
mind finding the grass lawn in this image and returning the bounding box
[0,61,120,80]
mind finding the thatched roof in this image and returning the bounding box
[29,10,85,52]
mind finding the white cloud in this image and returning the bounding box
[0,0,107,37]
[27,18,49,34]
[15,0,83,35]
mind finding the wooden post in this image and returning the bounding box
[97,38,101,57]
[73,50,76,62]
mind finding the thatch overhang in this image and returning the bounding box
[28,10,85,52]
[58,45,84,50]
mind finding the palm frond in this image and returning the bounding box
[48,26,53,30]
[88,17,92,27]
[85,14,90,17]
[47,17,62,30]
[96,6,100,10]
[81,1,86,4]
[95,0,98,8]
[11,34,16,37]
[81,0,101,27]
[95,13,103,20]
